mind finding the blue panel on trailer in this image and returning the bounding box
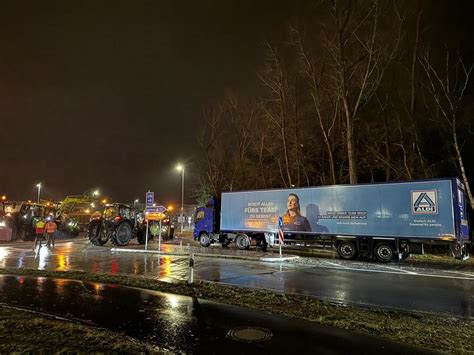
[220,180,456,239]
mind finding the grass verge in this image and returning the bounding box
[0,267,472,353]
[0,306,160,353]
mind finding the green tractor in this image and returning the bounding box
[87,203,174,246]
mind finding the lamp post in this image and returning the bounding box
[176,164,185,233]
[93,189,100,197]
[134,199,139,208]
[36,183,41,203]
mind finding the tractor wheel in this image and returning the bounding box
[11,225,18,241]
[18,227,26,241]
[168,225,175,240]
[136,227,146,244]
[111,222,132,246]
[88,221,108,246]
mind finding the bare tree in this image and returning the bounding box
[292,27,339,185]
[323,0,402,183]
[258,41,296,187]
[197,104,229,196]
[420,50,474,206]
[225,93,257,189]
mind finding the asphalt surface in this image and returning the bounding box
[0,237,473,317]
[0,275,436,354]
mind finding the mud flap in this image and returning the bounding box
[451,242,470,260]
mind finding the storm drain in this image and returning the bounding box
[227,327,273,343]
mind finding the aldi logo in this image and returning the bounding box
[412,190,438,214]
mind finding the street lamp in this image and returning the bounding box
[134,199,139,208]
[93,189,100,197]
[36,183,41,203]
[176,164,185,233]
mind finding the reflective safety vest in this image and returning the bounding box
[45,221,57,234]
[35,220,45,234]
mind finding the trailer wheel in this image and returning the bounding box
[375,243,394,263]
[236,234,250,250]
[337,241,357,260]
[199,233,211,247]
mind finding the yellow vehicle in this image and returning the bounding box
[57,195,98,231]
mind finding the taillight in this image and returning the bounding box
[114,216,122,223]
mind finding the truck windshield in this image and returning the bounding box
[195,210,205,221]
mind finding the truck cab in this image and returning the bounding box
[193,198,221,247]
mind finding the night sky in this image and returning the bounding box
[0,0,304,204]
[0,1,471,204]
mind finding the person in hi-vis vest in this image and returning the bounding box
[45,217,58,248]
[33,218,45,250]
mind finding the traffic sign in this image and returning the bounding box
[144,205,167,221]
[145,191,154,207]
[156,205,167,213]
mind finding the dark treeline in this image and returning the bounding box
[195,0,474,206]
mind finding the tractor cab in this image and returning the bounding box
[102,203,135,224]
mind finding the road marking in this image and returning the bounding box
[372,265,417,275]
[441,270,474,278]
[312,263,474,281]
[321,260,348,269]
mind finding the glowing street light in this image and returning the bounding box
[93,190,100,197]
[36,183,42,203]
[176,164,185,233]
[134,199,139,208]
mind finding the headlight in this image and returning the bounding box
[0,221,6,227]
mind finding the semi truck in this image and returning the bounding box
[193,178,471,262]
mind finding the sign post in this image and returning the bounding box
[158,218,162,252]
[144,191,154,251]
[145,220,149,250]
[278,216,284,258]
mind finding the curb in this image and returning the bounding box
[110,248,299,262]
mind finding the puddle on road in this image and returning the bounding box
[0,244,189,282]
[0,275,199,352]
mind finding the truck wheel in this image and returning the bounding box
[199,233,211,247]
[236,234,250,250]
[375,243,394,263]
[337,241,357,260]
[111,222,132,246]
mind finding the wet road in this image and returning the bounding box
[0,275,435,354]
[0,239,473,317]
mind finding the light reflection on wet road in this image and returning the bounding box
[0,275,435,354]
[0,240,473,317]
